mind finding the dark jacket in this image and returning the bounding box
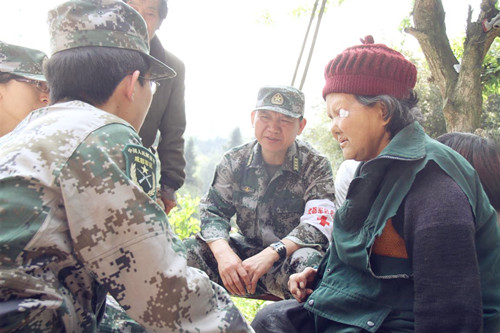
[305,122,500,332]
[139,35,186,191]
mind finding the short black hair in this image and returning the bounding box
[159,0,168,20]
[44,47,149,106]
[0,72,25,84]
[123,0,168,21]
[437,132,500,211]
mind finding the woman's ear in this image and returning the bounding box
[376,102,390,126]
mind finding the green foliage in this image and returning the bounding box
[230,297,269,323]
[168,193,269,322]
[256,9,274,25]
[168,193,200,240]
[184,137,199,190]
[301,101,345,173]
[398,16,411,33]
[481,39,500,98]
[483,94,500,132]
[407,54,447,138]
[290,0,344,18]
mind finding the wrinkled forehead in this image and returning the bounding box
[126,0,161,11]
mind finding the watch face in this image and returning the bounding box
[271,241,286,260]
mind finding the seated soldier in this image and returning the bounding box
[0,41,50,137]
[184,85,336,299]
[0,0,251,332]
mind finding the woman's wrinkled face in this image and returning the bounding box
[326,93,391,161]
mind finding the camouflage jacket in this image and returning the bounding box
[0,101,251,332]
[200,140,336,253]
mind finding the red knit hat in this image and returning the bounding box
[322,36,417,100]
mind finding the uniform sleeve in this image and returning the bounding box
[285,154,336,248]
[59,124,251,332]
[403,163,482,332]
[157,58,186,190]
[199,154,237,242]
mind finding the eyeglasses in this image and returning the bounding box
[139,76,160,94]
[13,77,49,94]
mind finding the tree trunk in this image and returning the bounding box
[406,0,500,132]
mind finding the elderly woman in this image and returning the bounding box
[251,36,500,332]
[0,41,49,137]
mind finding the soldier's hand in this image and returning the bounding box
[288,267,317,303]
[217,252,250,296]
[242,248,278,294]
[159,186,177,215]
[160,197,177,215]
[208,239,250,296]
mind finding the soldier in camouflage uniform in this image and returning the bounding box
[0,0,252,332]
[0,41,50,137]
[184,86,336,299]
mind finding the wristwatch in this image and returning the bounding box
[269,241,287,261]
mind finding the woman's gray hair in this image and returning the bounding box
[356,91,422,138]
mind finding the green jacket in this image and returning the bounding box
[305,122,500,332]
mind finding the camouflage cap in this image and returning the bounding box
[254,85,305,118]
[48,0,176,80]
[0,41,47,81]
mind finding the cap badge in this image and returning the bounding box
[271,93,284,105]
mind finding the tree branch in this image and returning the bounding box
[406,0,459,96]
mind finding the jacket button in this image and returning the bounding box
[308,299,314,306]
[367,321,375,327]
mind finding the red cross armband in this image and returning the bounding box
[300,199,336,241]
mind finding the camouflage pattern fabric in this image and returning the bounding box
[0,101,252,332]
[47,0,175,80]
[184,140,336,298]
[253,85,305,118]
[0,40,47,81]
[98,294,146,332]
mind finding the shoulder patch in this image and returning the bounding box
[293,156,300,172]
[123,144,157,199]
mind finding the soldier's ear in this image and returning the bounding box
[297,117,307,135]
[251,110,257,127]
[124,70,140,101]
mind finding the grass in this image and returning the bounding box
[230,297,272,322]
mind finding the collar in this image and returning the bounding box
[149,35,167,63]
[379,122,426,160]
[246,140,301,174]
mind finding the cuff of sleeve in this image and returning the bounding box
[198,233,229,244]
[284,236,323,251]
[160,185,176,201]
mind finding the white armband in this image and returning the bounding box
[300,199,336,242]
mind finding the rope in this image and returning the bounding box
[291,0,319,86]
[292,0,328,90]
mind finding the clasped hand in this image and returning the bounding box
[217,248,278,296]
